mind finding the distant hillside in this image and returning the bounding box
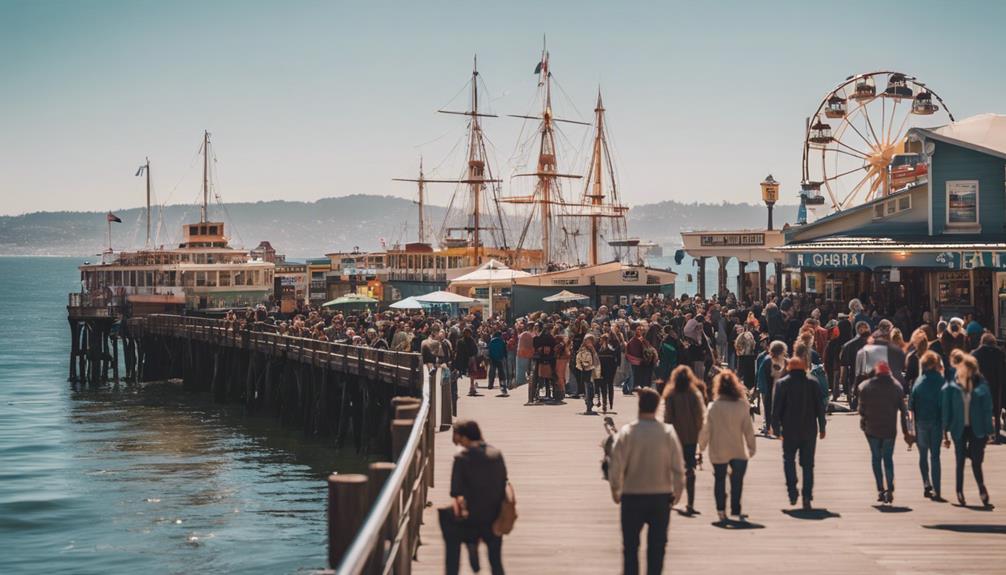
[0,195,797,258]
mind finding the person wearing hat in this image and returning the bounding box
[857,360,908,504]
[771,356,827,510]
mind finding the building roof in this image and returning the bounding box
[910,113,1006,161]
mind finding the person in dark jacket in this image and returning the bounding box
[447,420,508,575]
[909,351,945,500]
[857,361,908,504]
[487,331,509,395]
[824,319,851,401]
[455,328,479,396]
[772,357,827,510]
[839,321,871,405]
[971,332,1004,443]
[942,354,995,508]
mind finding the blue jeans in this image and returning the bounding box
[915,420,942,493]
[867,435,895,492]
[713,459,748,515]
[487,358,508,391]
[515,356,530,387]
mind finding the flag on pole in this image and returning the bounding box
[107,212,122,223]
[534,61,543,74]
[135,165,146,177]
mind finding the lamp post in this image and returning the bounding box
[761,174,779,231]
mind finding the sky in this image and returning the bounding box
[2,0,1005,216]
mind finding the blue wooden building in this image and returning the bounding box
[777,114,1006,337]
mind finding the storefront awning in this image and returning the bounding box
[777,236,1006,270]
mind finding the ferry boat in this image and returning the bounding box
[70,132,274,317]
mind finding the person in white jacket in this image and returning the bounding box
[608,388,685,575]
[699,370,758,522]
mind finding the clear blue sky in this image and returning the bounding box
[2,0,1004,216]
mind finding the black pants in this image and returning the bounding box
[620,493,671,575]
[954,426,988,494]
[782,436,817,501]
[631,364,653,390]
[599,375,614,409]
[738,355,756,389]
[445,522,503,575]
[713,459,748,515]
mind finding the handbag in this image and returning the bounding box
[492,482,518,536]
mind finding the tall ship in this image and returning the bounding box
[69,131,275,318]
[321,44,633,305]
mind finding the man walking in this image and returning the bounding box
[772,357,827,510]
[446,420,508,575]
[839,320,871,407]
[608,388,686,575]
[857,361,908,504]
[487,331,509,396]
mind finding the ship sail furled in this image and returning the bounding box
[429,56,509,267]
[501,41,588,268]
[562,90,629,266]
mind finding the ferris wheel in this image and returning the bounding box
[801,71,954,212]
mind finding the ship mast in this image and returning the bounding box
[201,130,210,223]
[435,56,504,266]
[394,157,445,245]
[581,89,628,265]
[137,157,152,248]
[503,40,586,266]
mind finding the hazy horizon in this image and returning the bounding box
[3,0,1004,216]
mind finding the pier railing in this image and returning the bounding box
[128,314,421,388]
[330,369,434,575]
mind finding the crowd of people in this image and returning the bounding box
[228,290,1003,575]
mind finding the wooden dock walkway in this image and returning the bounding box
[413,384,1005,574]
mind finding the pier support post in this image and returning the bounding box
[439,368,452,431]
[716,256,728,299]
[696,256,707,299]
[327,473,369,569]
[758,261,768,302]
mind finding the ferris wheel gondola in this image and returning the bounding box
[801,71,954,212]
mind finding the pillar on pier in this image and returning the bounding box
[696,256,707,299]
[737,261,747,303]
[716,256,728,300]
[757,261,768,302]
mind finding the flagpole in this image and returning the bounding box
[107,218,112,253]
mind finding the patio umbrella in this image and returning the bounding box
[389,296,423,309]
[322,293,378,308]
[542,290,590,303]
[414,290,476,304]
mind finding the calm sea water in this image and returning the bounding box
[0,257,369,575]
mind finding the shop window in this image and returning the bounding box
[936,271,971,306]
[897,195,911,211]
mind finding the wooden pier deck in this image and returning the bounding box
[414,384,1005,574]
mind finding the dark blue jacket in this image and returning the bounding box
[909,369,944,424]
[941,379,994,441]
[488,335,507,361]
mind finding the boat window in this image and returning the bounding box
[234,271,245,286]
[145,271,154,287]
[206,271,217,287]
[113,271,122,285]
[219,271,231,287]
[196,271,206,287]
[209,225,218,235]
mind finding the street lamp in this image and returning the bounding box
[761,174,779,231]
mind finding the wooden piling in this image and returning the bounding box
[391,419,414,460]
[327,473,369,569]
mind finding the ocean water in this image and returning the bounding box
[650,255,758,297]
[0,257,369,575]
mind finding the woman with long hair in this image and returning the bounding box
[554,326,571,401]
[904,328,930,393]
[662,365,707,515]
[699,370,757,522]
[597,333,619,413]
[942,354,995,507]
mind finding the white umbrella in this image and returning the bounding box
[415,290,476,304]
[389,296,423,309]
[450,259,532,284]
[542,290,590,303]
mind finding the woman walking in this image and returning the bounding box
[626,325,657,390]
[662,366,707,515]
[654,327,680,387]
[942,354,995,507]
[699,370,757,522]
[554,328,571,401]
[597,333,619,413]
[575,334,602,414]
[909,351,945,500]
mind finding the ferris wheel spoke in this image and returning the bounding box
[843,116,875,150]
[822,164,869,183]
[886,96,900,146]
[833,139,871,159]
[891,106,912,149]
[862,102,883,149]
[881,97,886,145]
[841,172,874,208]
